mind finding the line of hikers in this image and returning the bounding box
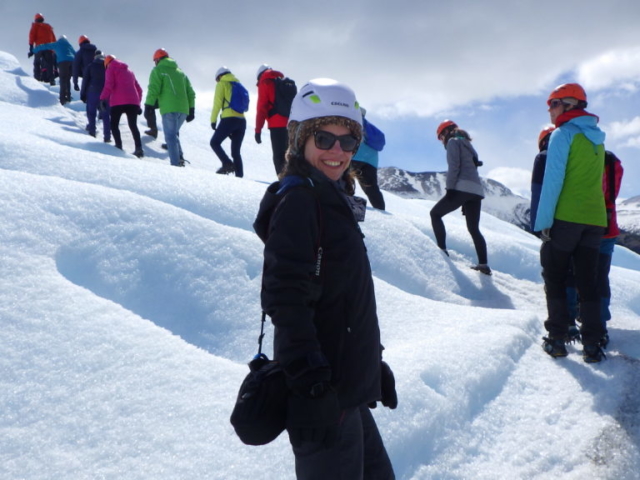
[26,13,387,209]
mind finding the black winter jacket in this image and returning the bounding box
[254,172,382,409]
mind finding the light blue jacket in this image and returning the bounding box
[534,113,606,232]
[352,142,378,168]
[33,36,75,64]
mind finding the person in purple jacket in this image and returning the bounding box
[80,50,110,143]
[100,55,144,158]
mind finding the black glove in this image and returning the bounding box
[211,122,217,130]
[138,107,143,115]
[369,361,398,410]
[255,132,262,144]
[540,228,551,243]
[100,100,108,111]
[28,51,34,59]
[186,107,195,122]
[81,95,86,103]
[74,83,79,91]
[287,385,340,449]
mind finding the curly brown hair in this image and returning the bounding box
[282,116,362,195]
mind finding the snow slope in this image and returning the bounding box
[1,51,640,480]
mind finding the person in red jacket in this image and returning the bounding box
[255,64,292,175]
[28,13,56,85]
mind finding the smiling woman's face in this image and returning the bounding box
[304,123,353,181]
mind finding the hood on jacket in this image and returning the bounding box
[155,57,179,72]
[219,72,240,83]
[260,69,284,83]
[108,59,130,72]
[561,112,605,146]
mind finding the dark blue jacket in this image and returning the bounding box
[80,57,106,100]
[529,150,547,232]
[73,42,97,86]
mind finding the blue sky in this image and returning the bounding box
[3,0,640,198]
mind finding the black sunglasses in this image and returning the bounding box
[549,99,564,109]
[313,130,359,152]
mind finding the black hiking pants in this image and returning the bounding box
[270,127,288,176]
[110,104,142,151]
[290,404,395,480]
[541,220,604,345]
[430,189,487,264]
[352,161,386,210]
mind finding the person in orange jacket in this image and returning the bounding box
[28,13,56,84]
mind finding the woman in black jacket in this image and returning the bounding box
[253,78,396,480]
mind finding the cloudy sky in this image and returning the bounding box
[4,0,640,197]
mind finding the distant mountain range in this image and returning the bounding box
[378,167,640,255]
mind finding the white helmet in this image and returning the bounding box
[256,64,271,80]
[215,66,231,79]
[288,78,362,126]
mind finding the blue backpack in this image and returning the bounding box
[363,118,385,152]
[227,81,250,113]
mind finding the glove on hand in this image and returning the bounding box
[80,95,86,103]
[287,384,341,449]
[254,132,262,144]
[211,122,217,130]
[100,100,108,111]
[137,107,143,115]
[74,84,80,91]
[369,361,398,409]
[186,108,195,123]
[540,228,551,243]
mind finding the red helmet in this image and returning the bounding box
[78,35,90,45]
[547,83,587,106]
[153,48,169,62]
[538,126,555,150]
[34,13,44,21]
[436,120,457,139]
[104,54,116,68]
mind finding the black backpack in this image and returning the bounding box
[269,77,297,118]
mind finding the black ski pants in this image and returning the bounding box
[270,127,288,176]
[430,189,487,264]
[541,220,604,345]
[290,404,395,480]
[352,161,386,210]
[110,104,142,151]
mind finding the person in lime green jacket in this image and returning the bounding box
[144,49,195,167]
[210,66,248,177]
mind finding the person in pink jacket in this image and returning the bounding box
[100,55,144,158]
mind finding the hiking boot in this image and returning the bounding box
[542,336,568,358]
[583,344,606,363]
[144,128,158,139]
[133,148,144,158]
[216,164,235,175]
[440,248,450,257]
[104,138,111,143]
[566,324,581,344]
[471,264,492,276]
[161,143,168,150]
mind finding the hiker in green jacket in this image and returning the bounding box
[144,49,195,167]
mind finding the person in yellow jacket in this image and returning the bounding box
[210,66,248,177]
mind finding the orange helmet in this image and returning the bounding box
[436,120,457,139]
[153,48,169,62]
[104,54,116,68]
[34,13,44,21]
[78,35,90,45]
[538,126,555,150]
[547,83,587,106]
